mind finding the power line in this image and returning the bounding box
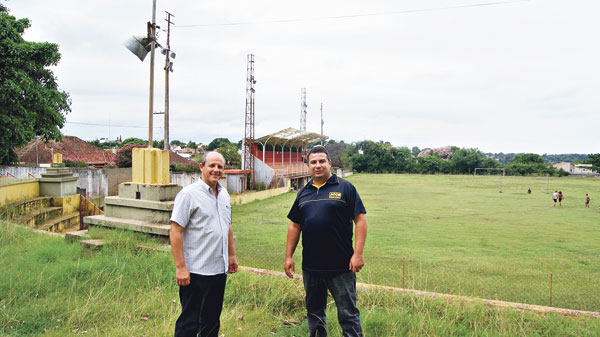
[177,0,529,28]
[66,121,162,129]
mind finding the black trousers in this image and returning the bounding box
[174,273,227,337]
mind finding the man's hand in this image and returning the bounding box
[176,266,191,286]
[228,255,238,274]
[284,256,295,278]
[349,253,364,273]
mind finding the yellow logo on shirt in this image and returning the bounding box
[329,192,341,199]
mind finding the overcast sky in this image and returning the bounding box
[7,0,599,154]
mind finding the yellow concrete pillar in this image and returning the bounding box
[53,153,63,164]
[132,148,170,184]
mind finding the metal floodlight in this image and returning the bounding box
[161,48,167,55]
[124,36,153,61]
[170,51,176,59]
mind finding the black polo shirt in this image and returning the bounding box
[287,174,366,275]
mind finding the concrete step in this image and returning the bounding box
[65,229,90,242]
[39,212,80,233]
[15,206,63,227]
[84,215,170,237]
[1,196,52,219]
[81,239,104,251]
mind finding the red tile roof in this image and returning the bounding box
[15,136,116,166]
[15,136,198,168]
[169,150,199,166]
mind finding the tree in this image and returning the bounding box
[218,142,241,168]
[587,153,600,173]
[507,153,553,176]
[186,141,197,149]
[207,137,230,151]
[170,139,184,147]
[451,148,484,174]
[0,6,71,164]
[121,137,146,147]
[411,146,420,156]
[417,154,452,174]
[153,139,164,149]
[325,141,349,168]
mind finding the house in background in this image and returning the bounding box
[552,162,598,175]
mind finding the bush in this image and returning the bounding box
[63,160,89,168]
[115,143,146,168]
[171,163,201,173]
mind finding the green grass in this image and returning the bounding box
[233,174,600,311]
[2,220,600,336]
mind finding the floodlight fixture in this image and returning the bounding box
[124,36,153,61]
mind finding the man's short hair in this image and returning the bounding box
[306,145,330,162]
[201,151,225,166]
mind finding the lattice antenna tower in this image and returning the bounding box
[320,103,324,145]
[243,54,256,190]
[300,88,307,132]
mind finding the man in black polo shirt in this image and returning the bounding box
[285,145,367,337]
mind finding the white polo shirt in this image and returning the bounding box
[170,179,231,275]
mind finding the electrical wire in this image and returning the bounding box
[177,0,530,28]
[66,121,162,129]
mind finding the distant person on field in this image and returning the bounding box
[585,194,590,208]
[552,190,558,207]
[169,151,238,337]
[558,191,564,206]
[285,145,367,337]
[528,188,531,194]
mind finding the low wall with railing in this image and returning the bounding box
[0,179,39,206]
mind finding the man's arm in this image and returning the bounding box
[349,213,367,273]
[170,221,190,286]
[284,221,301,278]
[228,226,238,274]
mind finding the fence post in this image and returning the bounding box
[402,256,405,289]
[550,272,553,307]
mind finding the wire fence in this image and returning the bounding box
[232,174,600,313]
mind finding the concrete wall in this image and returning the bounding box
[226,173,245,194]
[71,168,108,200]
[230,180,291,205]
[171,172,203,188]
[336,168,353,178]
[0,180,39,206]
[105,167,132,196]
[1,166,107,199]
[254,156,274,186]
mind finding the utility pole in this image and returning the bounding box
[300,88,307,132]
[147,0,157,148]
[320,103,324,145]
[163,11,174,150]
[243,54,256,190]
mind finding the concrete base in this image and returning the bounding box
[118,182,182,201]
[84,181,180,240]
[39,164,78,197]
[85,215,170,237]
[104,196,174,224]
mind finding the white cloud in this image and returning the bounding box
[7,0,599,153]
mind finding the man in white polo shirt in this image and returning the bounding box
[170,151,238,337]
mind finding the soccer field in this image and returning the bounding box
[232,174,600,312]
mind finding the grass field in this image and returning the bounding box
[2,220,600,336]
[233,174,600,312]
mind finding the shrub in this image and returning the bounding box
[115,143,146,167]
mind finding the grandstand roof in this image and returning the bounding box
[255,128,328,148]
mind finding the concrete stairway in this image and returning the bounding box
[4,196,82,233]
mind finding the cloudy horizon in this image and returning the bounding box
[7,0,599,155]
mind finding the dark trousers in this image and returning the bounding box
[303,271,362,337]
[174,273,227,337]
